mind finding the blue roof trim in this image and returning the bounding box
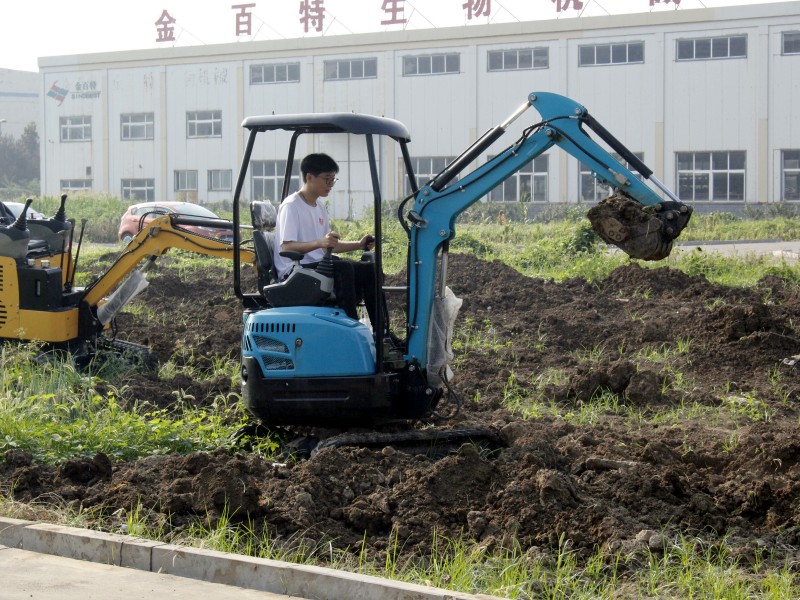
[0,92,39,98]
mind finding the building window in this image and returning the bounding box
[579,152,644,203]
[403,53,460,76]
[60,179,92,191]
[121,179,155,202]
[676,151,745,201]
[403,156,456,195]
[187,110,222,138]
[489,155,549,202]
[59,116,91,142]
[208,169,232,191]
[324,58,378,81]
[174,170,198,192]
[250,62,300,84]
[121,113,154,140]
[487,48,549,71]
[676,35,747,61]
[783,150,800,201]
[251,160,300,201]
[579,42,644,66]
[783,32,800,55]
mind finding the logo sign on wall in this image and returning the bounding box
[47,80,102,106]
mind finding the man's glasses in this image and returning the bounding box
[318,175,339,186]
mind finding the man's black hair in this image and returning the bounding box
[300,153,339,179]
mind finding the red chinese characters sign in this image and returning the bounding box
[552,0,584,13]
[299,0,325,32]
[155,10,176,42]
[232,3,256,36]
[153,1,689,41]
[381,0,407,26]
[463,0,491,20]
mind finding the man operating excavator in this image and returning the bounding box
[273,152,377,326]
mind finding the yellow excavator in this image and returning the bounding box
[0,195,255,362]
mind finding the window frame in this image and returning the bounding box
[174,170,198,192]
[323,58,378,81]
[675,151,746,201]
[579,152,645,203]
[121,112,155,140]
[121,178,156,202]
[676,34,747,61]
[578,41,645,67]
[250,160,301,202]
[249,62,301,84]
[782,150,800,201]
[208,169,233,192]
[403,156,457,196]
[783,31,800,55]
[487,47,549,72]
[59,115,92,142]
[59,179,93,191]
[186,110,222,138]
[402,53,460,76]
[488,155,550,203]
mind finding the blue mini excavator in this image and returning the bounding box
[231,92,692,448]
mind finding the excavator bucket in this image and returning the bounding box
[587,192,692,261]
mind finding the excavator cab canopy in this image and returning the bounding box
[241,112,411,142]
[232,112,416,311]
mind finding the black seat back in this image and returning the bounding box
[250,201,278,290]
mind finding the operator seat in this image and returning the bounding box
[249,200,334,308]
[250,200,279,290]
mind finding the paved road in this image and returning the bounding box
[673,239,800,259]
[0,546,297,600]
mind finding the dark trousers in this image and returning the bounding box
[310,257,377,325]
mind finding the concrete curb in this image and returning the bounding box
[0,517,503,600]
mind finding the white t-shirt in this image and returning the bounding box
[273,191,330,279]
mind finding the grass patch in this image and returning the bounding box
[0,345,260,463]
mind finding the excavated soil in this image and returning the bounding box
[5,253,800,570]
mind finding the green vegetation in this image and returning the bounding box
[3,204,800,597]
[0,123,39,200]
[0,345,253,463]
[2,487,796,599]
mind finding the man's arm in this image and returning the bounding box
[281,231,339,255]
[333,234,374,253]
[281,233,374,255]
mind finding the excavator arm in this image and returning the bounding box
[82,214,254,307]
[405,92,692,366]
[78,214,255,340]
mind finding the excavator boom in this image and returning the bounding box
[404,92,692,365]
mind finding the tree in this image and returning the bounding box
[0,122,39,196]
[17,123,39,182]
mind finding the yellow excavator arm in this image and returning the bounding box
[82,215,255,307]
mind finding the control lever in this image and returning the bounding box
[53,193,68,223]
[316,247,334,278]
[11,198,34,231]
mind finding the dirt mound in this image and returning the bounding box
[4,253,800,567]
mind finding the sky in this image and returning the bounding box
[0,0,793,72]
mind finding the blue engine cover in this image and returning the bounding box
[242,306,376,378]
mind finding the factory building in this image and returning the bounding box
[37,2,800,217]
[0,68,40,140]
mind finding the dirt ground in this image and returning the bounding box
[4,252,800,570]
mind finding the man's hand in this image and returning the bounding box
[319,231,340,249]
[360,234,375,251]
